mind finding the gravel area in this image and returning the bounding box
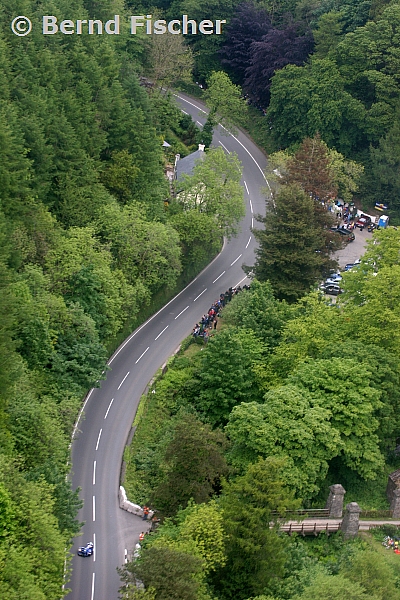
[334,226,373,269]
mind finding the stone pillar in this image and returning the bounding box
[390,488,400,518]
[341,502,361,539]
[325,484,346,518]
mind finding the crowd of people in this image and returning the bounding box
[192,284,250,340]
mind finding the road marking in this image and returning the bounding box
[91,572,95,600]
[196,120,202,127]
[246,236,251,249]
[174,94,207,114]
[93,533,96,562]
[252,217,254,228]
[93,461,96,485]
[244,180,249,194]
[194,288,207,301]
[235,276,249,287]
[107,239,227,366]
[249,198,254,213]
[135,347,150,364]
[182,110,188,114]
[71,388,94,445]
[92,496,96,522]
[231,254,242,266]
[155,326,169,341]
[213,271,225,283]
[117,371,129,390]
[175,306,189,320]
[104,398,114,419]
[219,140,230,154]
[125,548,128,563]
[95,429,102,451]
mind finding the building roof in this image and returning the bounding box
[175,145,205,181]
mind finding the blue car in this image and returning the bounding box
[77,542,94,557]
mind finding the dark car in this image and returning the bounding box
[77,542,94,557]
[330,226,355,242]
[355,214,372,230]
[321,283,342,296]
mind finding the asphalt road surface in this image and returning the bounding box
[67,93,268,600]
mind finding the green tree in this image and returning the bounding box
[168,211,222,281]
[227,357,384,497]
[296,572,376,600]
[267,59,366,153]
[203,71,247,134]
[341,549,400,599]
[313,12,344,58]
[253,185,336,303]
[177,147,245,238]
[118,546,204,600]
[187,328,265,427]
[179,502,226,574]
[149,31,194,90]
[368,116,400,214]
[212,458,299,600]
[151,413,228,517]
[100,149,139,205]
[222,279,293,347]
[149,501,226,575]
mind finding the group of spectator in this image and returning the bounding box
[192,284,250,340]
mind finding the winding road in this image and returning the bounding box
[67,92,268,600]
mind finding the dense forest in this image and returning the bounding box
[2,0,400,597]
[123,227,400,599]
[0,0,240,597]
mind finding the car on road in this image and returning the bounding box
[321,283,343,296]
[355,214,372,230]
[77,542,94,557]
[330,226,355,242]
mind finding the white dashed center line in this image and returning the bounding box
[246,236,251,249]
[91,572,95,600]
[92,495,96,522]
[194,288,207,301]
[231,254,242,266]
[155,326,168,341]
[93,461,96,485]
[117,371,129,390]
[213,271,225,284]
[135,347,150,364]
[175,306,189,319]
[104,398,114,419]
[93,533,96,562]
[95,429,102,451]
[249,198,254,213]
[244,180,249,194]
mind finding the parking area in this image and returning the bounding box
[334,226,373,269]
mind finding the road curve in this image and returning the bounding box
[67,93,268,600]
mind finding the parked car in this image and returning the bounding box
[326,273,342,282]
[325,275,343,285]
[321,283,343,296]
[343,260,361,271]
[355,214,372,230]
[329,227,355,242]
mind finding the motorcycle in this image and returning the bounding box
[77,542,94,557]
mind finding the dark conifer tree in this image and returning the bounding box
[252,184,337,302]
